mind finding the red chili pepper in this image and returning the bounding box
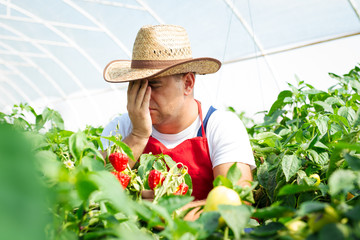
[111,171,130,189]
[148,169,165,190]
[174,183,189,195]
[109,152,129,172]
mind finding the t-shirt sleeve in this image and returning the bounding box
[100,113,132,150]
[207,110,256,170]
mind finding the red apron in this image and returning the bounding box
[143,100,214,200]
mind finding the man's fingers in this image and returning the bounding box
[141,86,151,109]
[127,80,140,106]
[134,80,148,108]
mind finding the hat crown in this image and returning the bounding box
[132,25,192,61]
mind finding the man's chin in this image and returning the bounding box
[150,114,158,125]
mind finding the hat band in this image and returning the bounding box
[131,59,192,69]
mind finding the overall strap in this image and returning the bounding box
[197,105,217,137]
[194,100,206,137]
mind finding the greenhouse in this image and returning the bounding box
[1,0,360,239]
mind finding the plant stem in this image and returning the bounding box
[224,226,229,240]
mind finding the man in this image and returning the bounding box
[101,24,255,205]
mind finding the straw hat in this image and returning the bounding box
[103,24,221,83]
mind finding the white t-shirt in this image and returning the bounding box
[101,102,256,170]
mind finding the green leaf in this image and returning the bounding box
[0,123,50,240]
[281,155,302,182]
[325,96,344,106]
[76,171,98,201]
[314,141,329,150]
[163,154,176,168]
[153,159,166,171]
[41,107,64,130]
[81,156,105,171]
[318,223,350,240]
[101,136,134,161]
[328,142,360,177]
[138,154,157,180]
[327,147,342,178]
[338,106,356,126]
[314,101,334,113]
[329,72,342,80]
[250,222,285,237]
[296,201,326,216]
[218,205,252,240]
[252,205,295,219]
[351,108,360,127]
[304,89,324,95]
[344,153,360,170]
[141,201,174,228]
[192,211,220,239]
[315,116,329,137]
[157,195,194,215]
[257,161,277,202]
[35,114,45,130]
[254,132,282,147]
[35,150,61,181]
[344,205,360,221]
[278,184,318,196]
[328,169,356,196]
[69,131,88,162]
[350,78,360,92]
[330,114,350,128]
[226,163,242,187]
[268,90,292,115]
[89,171,134,216]
[213,175,232,188]
[317,152,330,165]
[160,218,197,240]
[184,173,193,196]
[306,149,319,164]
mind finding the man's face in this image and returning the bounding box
[147,74,185,126]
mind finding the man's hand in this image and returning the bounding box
[123,80,152,167]
[127,80,152,139]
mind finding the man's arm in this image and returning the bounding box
[213,162,253,187]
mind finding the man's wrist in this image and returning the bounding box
[130,131,150,142]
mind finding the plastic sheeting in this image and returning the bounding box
[0,0,359,130]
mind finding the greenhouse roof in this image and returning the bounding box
[1,0,359,129]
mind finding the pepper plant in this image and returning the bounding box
[1,65,360,239]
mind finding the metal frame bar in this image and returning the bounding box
[0,1,106,122]
[135,0,164,23]
[0,24,85,121]
[0,15,103,32]
[0,49,48,58]
[63,0,131,94]
[0,23,68,98]
[81,0,145,11]
[223,31,360,65]
[222,0,280,89]
[0,78,18,104]
[0,34,71,47]
[63,0,131,58]
[0,40,49,99]
[0,59,31,66]
[0,1,104,74]
[348,0,360,20]
[0,61,32,104]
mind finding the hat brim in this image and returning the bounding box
[103,58,221,83]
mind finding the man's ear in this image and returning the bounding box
[183,72,195,96]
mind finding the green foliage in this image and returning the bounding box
[0,122,50,240]
[232,64,360,239]
[1,64,360,239]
